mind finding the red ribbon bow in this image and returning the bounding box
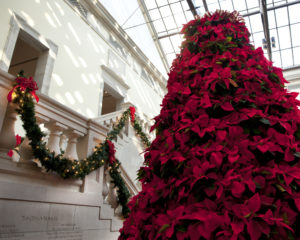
[106,140,116,165]
[7,76,39,102]
[129,106,136,122]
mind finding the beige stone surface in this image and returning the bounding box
[0,200,120,240]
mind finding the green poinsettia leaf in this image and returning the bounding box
[176,225,187,232]
[226,36,232,42]
[294,152,300,158]
[158,224,170,234]
[275,184,286,192]
[295,128,300,140]
[243,212,252,218]
[253,128,261,135]
[260,118,270,125]
[137,168,146,180]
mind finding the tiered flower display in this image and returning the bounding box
[119,10,300,239]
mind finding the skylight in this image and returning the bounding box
[141,0,300,71]
[101,0,300,74]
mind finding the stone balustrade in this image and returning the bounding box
[137,112,156,141]
[0,70,138,222]
[93,102,155,143]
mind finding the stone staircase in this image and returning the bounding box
[0,70,149,239]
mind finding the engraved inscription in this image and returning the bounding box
[0,232,24,240]
[49,223,80,231]
[0,225,17,233]
[47,230,83,240]
[0,217,83,240]
[0,225,24,240]
[21,216,58,222]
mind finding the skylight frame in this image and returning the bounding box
[140,0,300,71]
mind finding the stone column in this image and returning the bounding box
[105,168,118,209]
[45,122,67,155]
[102,168,109,204]
[63,130,83,161]
[19,137,34,162]
[0,103,18,152]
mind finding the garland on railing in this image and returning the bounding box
[7,72,151,218]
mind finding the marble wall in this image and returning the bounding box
[0,200,120,240]
[0,148,123,240]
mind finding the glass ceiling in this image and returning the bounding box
[101,0,300,74]
[144,0,300,70]
[144,0,194,66]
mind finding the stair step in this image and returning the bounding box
[111,217,123,232]
[100,204,124,232]
[100,204,115,219]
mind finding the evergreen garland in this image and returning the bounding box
[7,72,151,218]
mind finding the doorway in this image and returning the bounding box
[0,14,58,94]
[8,36,40,78]
[101,83,123,115]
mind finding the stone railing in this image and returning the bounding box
[0,70,138,225]
[95,109,127,139]
[102,163,140,217]
[0,80,108,164]
[93,102,155,143]
[135,109,156,141]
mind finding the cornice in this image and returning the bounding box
[79,0,167,87]
[100,64,130,90]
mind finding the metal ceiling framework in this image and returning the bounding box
[186,0,198,17]
[139,0,300,73]
[260,0,272,60]
[138,0,171,70]
[202,0,209,11]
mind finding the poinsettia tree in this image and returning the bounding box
[119,10,300,240]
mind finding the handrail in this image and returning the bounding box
[94,109,124,123]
